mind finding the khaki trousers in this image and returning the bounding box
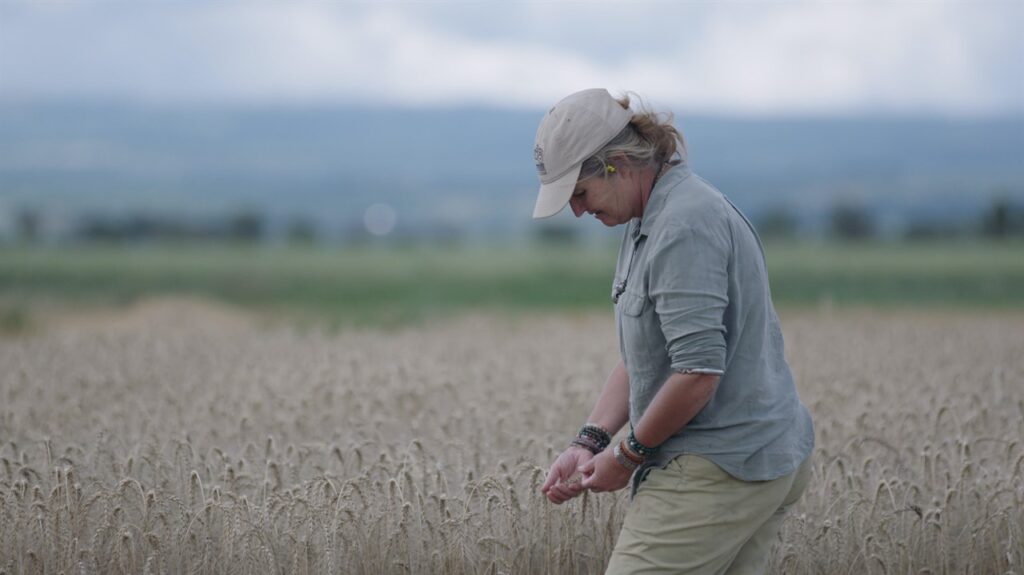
[605,454,812,575]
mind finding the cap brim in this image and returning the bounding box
[532,164,581,219]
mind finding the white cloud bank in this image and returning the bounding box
[0,1,1020,114]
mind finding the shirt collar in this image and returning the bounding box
[635,162,692,238]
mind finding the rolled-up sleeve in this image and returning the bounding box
[647,220,729,375]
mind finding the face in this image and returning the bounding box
[568,169,638,226]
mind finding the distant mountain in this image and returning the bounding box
[1,102,1021,241]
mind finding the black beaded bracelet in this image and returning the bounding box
[627,430,657,458]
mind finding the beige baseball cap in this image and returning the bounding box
[532,88,632,219]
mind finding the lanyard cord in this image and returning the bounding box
[612,222,643,304]
[612,163,669,304]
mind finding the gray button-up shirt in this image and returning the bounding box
[614,163,814,489]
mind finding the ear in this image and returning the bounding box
[605,154,629,177]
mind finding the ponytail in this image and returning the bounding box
[579,93,686,180]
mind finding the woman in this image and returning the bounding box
[535,88,814,574]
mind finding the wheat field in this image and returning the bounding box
[1,300,1022,574]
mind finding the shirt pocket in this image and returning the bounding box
[618,291,647,317]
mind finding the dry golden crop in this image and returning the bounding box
[1,301,1022,574]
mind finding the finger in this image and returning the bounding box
[559,481,583,499]
[541,466,561,492]
[563,481,584,498]
[555,480,584,501]
[548,482,572,501]
[548,486,572,504]
[578,460,595,474]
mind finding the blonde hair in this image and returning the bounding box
[578,93,686,181]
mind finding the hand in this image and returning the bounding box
[541,446,594,504]
[579,448,633,493]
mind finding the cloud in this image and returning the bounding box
[674,3,1021,114]
[0,1,1019,114]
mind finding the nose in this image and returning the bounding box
[569,196,585,218]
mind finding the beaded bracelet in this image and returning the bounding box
[569,436,603,455]
[580,423,611,442]
[613,443,639,472]
[627,430,657,458]
[577,423,612,452]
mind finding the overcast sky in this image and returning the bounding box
[0,0,1021,115]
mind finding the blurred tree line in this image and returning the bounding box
[821,195,1023,241]
[10,209,318,245]
[755,193,1023,241]
[6,194,1024,246]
